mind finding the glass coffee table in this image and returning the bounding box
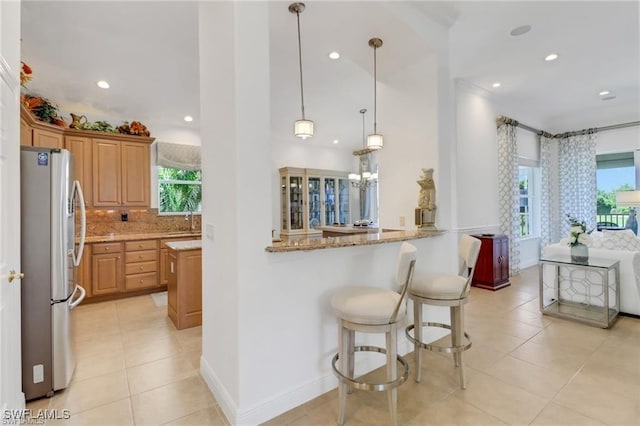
[539,254,620,328]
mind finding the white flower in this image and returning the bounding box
[570,225,584,235]
[577,233,590,245]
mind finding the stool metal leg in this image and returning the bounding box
[414,300,423,383]
[347,330,355,394]
[386,326,398,426]
[450,306,460,368]
[338,320,349,425]
[457,306,467,389]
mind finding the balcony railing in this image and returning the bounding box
[596,213,628,230]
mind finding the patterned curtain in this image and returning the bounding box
[497,118,520,276]
[539,134,554,248]
[558,131,598,237]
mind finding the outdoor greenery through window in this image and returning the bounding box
[158,167,202,214]
[519,165,539,238]
[596,152,635,228]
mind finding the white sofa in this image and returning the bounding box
[543,231,640,316]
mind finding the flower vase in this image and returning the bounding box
[571,243,589,263]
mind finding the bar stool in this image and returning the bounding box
[331,242,417,426]
[405,235,481,389]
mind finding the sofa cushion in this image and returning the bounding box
[594,229,640,251]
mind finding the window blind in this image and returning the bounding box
[156,141,201,171]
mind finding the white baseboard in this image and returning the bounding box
[199,339,415,425]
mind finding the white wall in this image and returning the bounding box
[454,81,545,268]
[199,3,457,424]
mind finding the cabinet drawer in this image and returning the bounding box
[125,272,158,290]
[125,240,157,251]
[125,250,157,264]
[125,261,157,275]
[92,242,122,255]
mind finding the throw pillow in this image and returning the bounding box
[602,229,640,251]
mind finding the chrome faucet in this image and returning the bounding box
[185,210,196,232]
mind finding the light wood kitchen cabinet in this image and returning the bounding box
[93,138,151,208]
[167,245,202,330]
[20,118,32,146]
[92,139,122,207]
[32,128,64,149]
[121,142,150,206]
[91,242,123,296]
[124,239,158,291]
[160,237,201,286]
[65,136,93,207]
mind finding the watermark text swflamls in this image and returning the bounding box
[2,409,71,424]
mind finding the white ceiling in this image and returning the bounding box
[20,1,639,149]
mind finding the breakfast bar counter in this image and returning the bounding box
[266,229,444,252]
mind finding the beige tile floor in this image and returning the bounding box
[27,266,639,425]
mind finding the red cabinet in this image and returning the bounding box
[471,234,510,290]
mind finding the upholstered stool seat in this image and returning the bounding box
[331,242,417,426]
[331,287,406,325]
[405,235,481,389]
[410,273,467,300]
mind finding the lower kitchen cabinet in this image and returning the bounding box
[160,237,199,286]
[167,245,202,330]
[124,240,158,291]
[91,242,123,296]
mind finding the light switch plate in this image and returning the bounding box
[33,364,44,384]
[206,224,214,240]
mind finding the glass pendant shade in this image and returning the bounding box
[367,133,384,150]
[294,118,314,140]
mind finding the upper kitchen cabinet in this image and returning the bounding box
[64,135,92,207]
[20,105,63,148]
[92,136,153,208]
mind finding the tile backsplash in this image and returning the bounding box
[85,209,201,236]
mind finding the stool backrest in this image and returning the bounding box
[390,242,417,323]
[458,235,482,297]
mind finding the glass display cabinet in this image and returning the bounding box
[279,167,350,235]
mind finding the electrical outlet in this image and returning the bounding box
[399,216,405,226]
[206,224,214,240]
[121,212,128,222]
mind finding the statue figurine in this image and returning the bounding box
[417,168,436,210]
[416,168,437,230]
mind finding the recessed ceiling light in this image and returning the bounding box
[333,139,339,144]
[328,51,340,59]
[97,80,110,89]
[492,82,501,88]
[599,90,610,96]
[545,53,559,62]
[184,115,193,122]
[510,25,531,36]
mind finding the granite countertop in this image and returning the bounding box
[165,240,202,251]
[84,231,202,243]
[266,229,445,252]
[314,225,380,234]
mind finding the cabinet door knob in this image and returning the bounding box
[139,255,143,259]
[105,247,109,251]
[140,266,144,270]
[140,279,144,283]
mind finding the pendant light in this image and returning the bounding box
[289,2,313,140]
[367,38,383,150]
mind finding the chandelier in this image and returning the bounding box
[349,108,378,188]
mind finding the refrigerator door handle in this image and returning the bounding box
[72,180,86,267]
[68,285,86,310]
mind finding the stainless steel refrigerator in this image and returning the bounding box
[20,147,86,401]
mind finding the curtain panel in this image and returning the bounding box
[558,132,597,236]
[497,122,520,276]
[539,135,554,248]
[156,142,201,171]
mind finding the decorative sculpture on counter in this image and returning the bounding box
[415,168,437,230]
